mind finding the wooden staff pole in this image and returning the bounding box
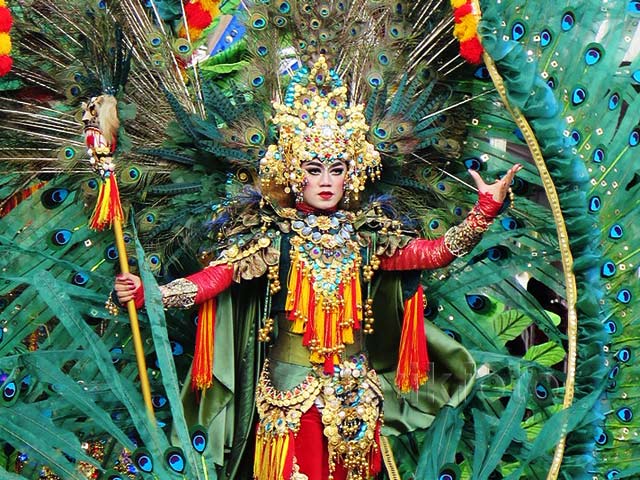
[112,216,155,418]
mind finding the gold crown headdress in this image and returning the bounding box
[259,56,381,201]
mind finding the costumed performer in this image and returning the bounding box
[114,57,521,480]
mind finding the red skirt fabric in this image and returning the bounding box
[294,405,382,480]
[295,405,348,480]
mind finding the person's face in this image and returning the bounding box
[301,160,346,210]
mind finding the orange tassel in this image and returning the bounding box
[191,298,216,390]
[89,174,125,231]
[395,286,430,393]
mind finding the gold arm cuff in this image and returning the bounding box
[159,278,198,309]
[443,207,492,257]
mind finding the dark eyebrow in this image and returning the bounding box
[302,160,324,168]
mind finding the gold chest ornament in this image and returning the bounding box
[285,211,364,372]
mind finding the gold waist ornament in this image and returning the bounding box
[254,356,383,480]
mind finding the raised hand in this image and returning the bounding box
[114,272,142,305]
[468,163,523,204]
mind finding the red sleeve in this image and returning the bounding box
[186,264,234,305]
[379,191,503,271]
[380,237,455,271]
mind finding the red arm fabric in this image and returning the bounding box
[187,264,234,304]
[380,191,503,271]
[379,237,455,270]
[155,263,234,308]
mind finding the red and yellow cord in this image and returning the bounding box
[0,0,12,76]
[181,0,221,41]
[450,0,484,64]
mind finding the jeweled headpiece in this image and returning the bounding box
[259,56,381,201]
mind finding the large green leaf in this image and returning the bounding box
[503,388,603,479]
[522,342,566,367]
[31,271,175,475]
[491,309,531,344]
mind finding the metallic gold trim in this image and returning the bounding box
[380,436,401,480]
[159,278,199,308]
[482,51,578,480]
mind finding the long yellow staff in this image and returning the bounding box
[82,94,155,419]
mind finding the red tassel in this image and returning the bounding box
[89,174,125,231]
[191,298,216,390]
[323,309,334,374]
[351,276,360,329]
[302,287,316,345]
[283,430,295,480]
[395,286,430,392]
[323,355,334,375]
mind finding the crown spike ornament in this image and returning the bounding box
[259,56,382,201]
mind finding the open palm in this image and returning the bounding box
[468,163,523,203]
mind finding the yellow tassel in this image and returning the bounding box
[330,309,338,353]
[450,0,468,8]
[279,434,290,476]
[98,178,111,225]
[254,434,291,480]
[453,14,478,42]
[0,1,6,8]
[296,275,310,333]
[267,437,276,479]
[0,33,10,56]
[285,258,298,311]
[342,279,354,344]
[254,433,263,476]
